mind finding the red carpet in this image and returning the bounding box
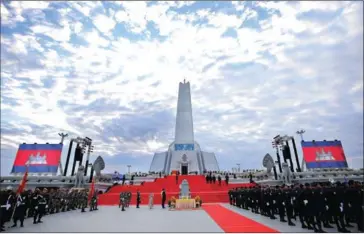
[203,204,279,233]
[99,175,255,205]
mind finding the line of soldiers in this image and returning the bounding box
[119,192,132,211]
[0,187,99,232]
[205,173,229,185]
[228,180,364,233]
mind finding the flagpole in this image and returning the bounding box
[9,160,29,226]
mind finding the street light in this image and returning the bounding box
[58,133,68,144]
[127,165,131,175]
[296,129,306,141]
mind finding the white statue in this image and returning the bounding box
[179,179,190,198]
[74,165,86,188]
[281,162,292,185]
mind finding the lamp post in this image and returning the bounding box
[58,133,68,144]
[296,129,305,142]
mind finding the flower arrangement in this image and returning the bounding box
[168,196,176,208]
[195,196,202,207]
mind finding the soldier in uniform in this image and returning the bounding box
[1,188,15,231]
[11,191,28,228]
[354,182,364,231]
[120,193,126,212]
[331,182,350,232]
[42,188,50,215]
[48,189,55,214]
[90,191,98,211]
[54,190,61,213]
[228,189,233,205]
[80,190,88,213]
[33,189,47,224]
[283,185,295,226]
[60,190,67,212]
[276,186,287,223]
[119,192,124,208]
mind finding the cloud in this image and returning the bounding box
[1,1,363,176]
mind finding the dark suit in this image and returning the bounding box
[136,192,141,208]
[161,191,166,209]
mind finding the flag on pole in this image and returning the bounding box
[16,162,29,194]
[88,178,95,204]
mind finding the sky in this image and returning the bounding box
[0,1,363,176]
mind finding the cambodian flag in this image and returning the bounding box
[301,140,348,169]
[11,144,63,174]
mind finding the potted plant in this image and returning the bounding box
[169,196,176,208]
[195,196,202,207]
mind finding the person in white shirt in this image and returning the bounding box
[148,193,154,209]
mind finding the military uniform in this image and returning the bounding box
[80,190,88,213]
[90,193,98,211]
[12,192,27,227]
[33,191,47,224]
[120,192,126,211]
[136,191,141,208]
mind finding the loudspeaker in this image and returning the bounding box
[75,146,83,161]
[282,145,291,160]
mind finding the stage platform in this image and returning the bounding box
[4,204,360,233]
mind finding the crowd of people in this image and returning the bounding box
[228,180,364,233]
[0,187,98,232]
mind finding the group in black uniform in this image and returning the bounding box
[228,180,364,233]
[205,172,229,185]
[0,187,99,232]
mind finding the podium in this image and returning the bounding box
[175,198,196,209]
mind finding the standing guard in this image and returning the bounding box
[120,193,126,212]
[90,191,98,211]
[136,190,141,208]
[11,191,28,228]
[33,189,47,224]
[119,192,124,208]
[284,186,295,226]
[80,190,88,213]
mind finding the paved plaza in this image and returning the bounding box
[4,204,361,233]
[5,206,223,233]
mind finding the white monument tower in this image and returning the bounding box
[149,80,220,175]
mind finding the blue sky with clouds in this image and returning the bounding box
[1,1,363,175]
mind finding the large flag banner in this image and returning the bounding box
[11,144,63,174]
[301,140,348,169]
